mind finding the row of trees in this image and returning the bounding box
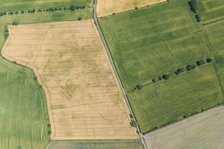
[0,5,86,16]
[188,0,201,22]
[151,58,213,84]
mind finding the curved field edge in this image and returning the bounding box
[47,140,144,149]
[0,46,50,148]
[0,9,92,149]
[98,0,224,133]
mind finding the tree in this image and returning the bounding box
[206,57,213,63]
[158,76,162,81]
[70,5,75,11]
[196,60,205,66]
[188,0,198,13]
[77,17,82,21]
[162,74,170,80]
[175,68,185,75]
[12,21,19,26]
[152,78,156,83]
[136,84,142,90]
[186,64,197,71]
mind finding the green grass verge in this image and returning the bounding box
[0,7,92,149]
[47,140,143,149]
[99,0,224,133]
[0,0,92,12]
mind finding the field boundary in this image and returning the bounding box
[1,26,55,139]
[93,0,146,148]
[97,0,167,17]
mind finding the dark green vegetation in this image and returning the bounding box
[99,0,224,133]
[0,1,92,148]
[47,140,143,149]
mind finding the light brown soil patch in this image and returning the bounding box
[97,0,166,17]
[2,20,138,140]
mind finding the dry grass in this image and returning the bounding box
[97,0,166,17]
[144,106,224,149]
[2,20,138,140]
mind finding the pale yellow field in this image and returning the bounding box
[97,0,166,17]
[144,106,224,149]
[2,20,138,140]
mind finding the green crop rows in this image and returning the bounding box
[99,0,224,133]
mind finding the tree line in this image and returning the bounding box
[188,0,201,22]
[0,5,86,17]
[134,57,213,90]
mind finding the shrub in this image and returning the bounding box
[152,78,156,83]
[158,76,162,81]
[195,14,201,22]
[12,21,19,26]
[136,84,142,90]
[175,68,185,75]
[77,17,82,21]
[162,74,170,80]
[196,60,205,66]
[206,57,213,63]
[70,5,75,11]
[186,64,197,71]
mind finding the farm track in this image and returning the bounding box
[93,0,147,148]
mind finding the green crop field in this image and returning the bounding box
[0,2,92,148]
[197,0,224,22]
[0,0,92,12]
[205,21,224,89]
[47,140,143,149]
[99,0,224,133]
[0,57,50,149]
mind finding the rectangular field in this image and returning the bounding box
[2,20,138,140]
[99,0,224,133]
[0,0,92,12]
[97,0,166,17]
[47,140,143,149]
[197,0,224,22]
[144,106,224,149]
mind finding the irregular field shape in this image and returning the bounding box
[97,0,166,17]
[0,58,49,149]
[99,0,224,133]
[2,20,138,140]
[47,140,143,149]
[144,106,224,149]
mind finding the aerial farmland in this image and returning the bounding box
[0,0,223,148]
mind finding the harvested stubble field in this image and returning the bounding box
[0,5,92,148]
[99,0,224,133]
[2,20,138,140]
[97,0,166,17]
[47,140,143,149]
[144,106,224,149]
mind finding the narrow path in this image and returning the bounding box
[92,0,148,149]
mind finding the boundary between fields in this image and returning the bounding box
[93,0,147,149]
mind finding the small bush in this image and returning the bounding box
[206,57,213,63]
[162,74,170,80]
[196,60,205,66]
[77,17,82,21]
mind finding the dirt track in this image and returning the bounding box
[97,0,166,17]
[2,20,138,140]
